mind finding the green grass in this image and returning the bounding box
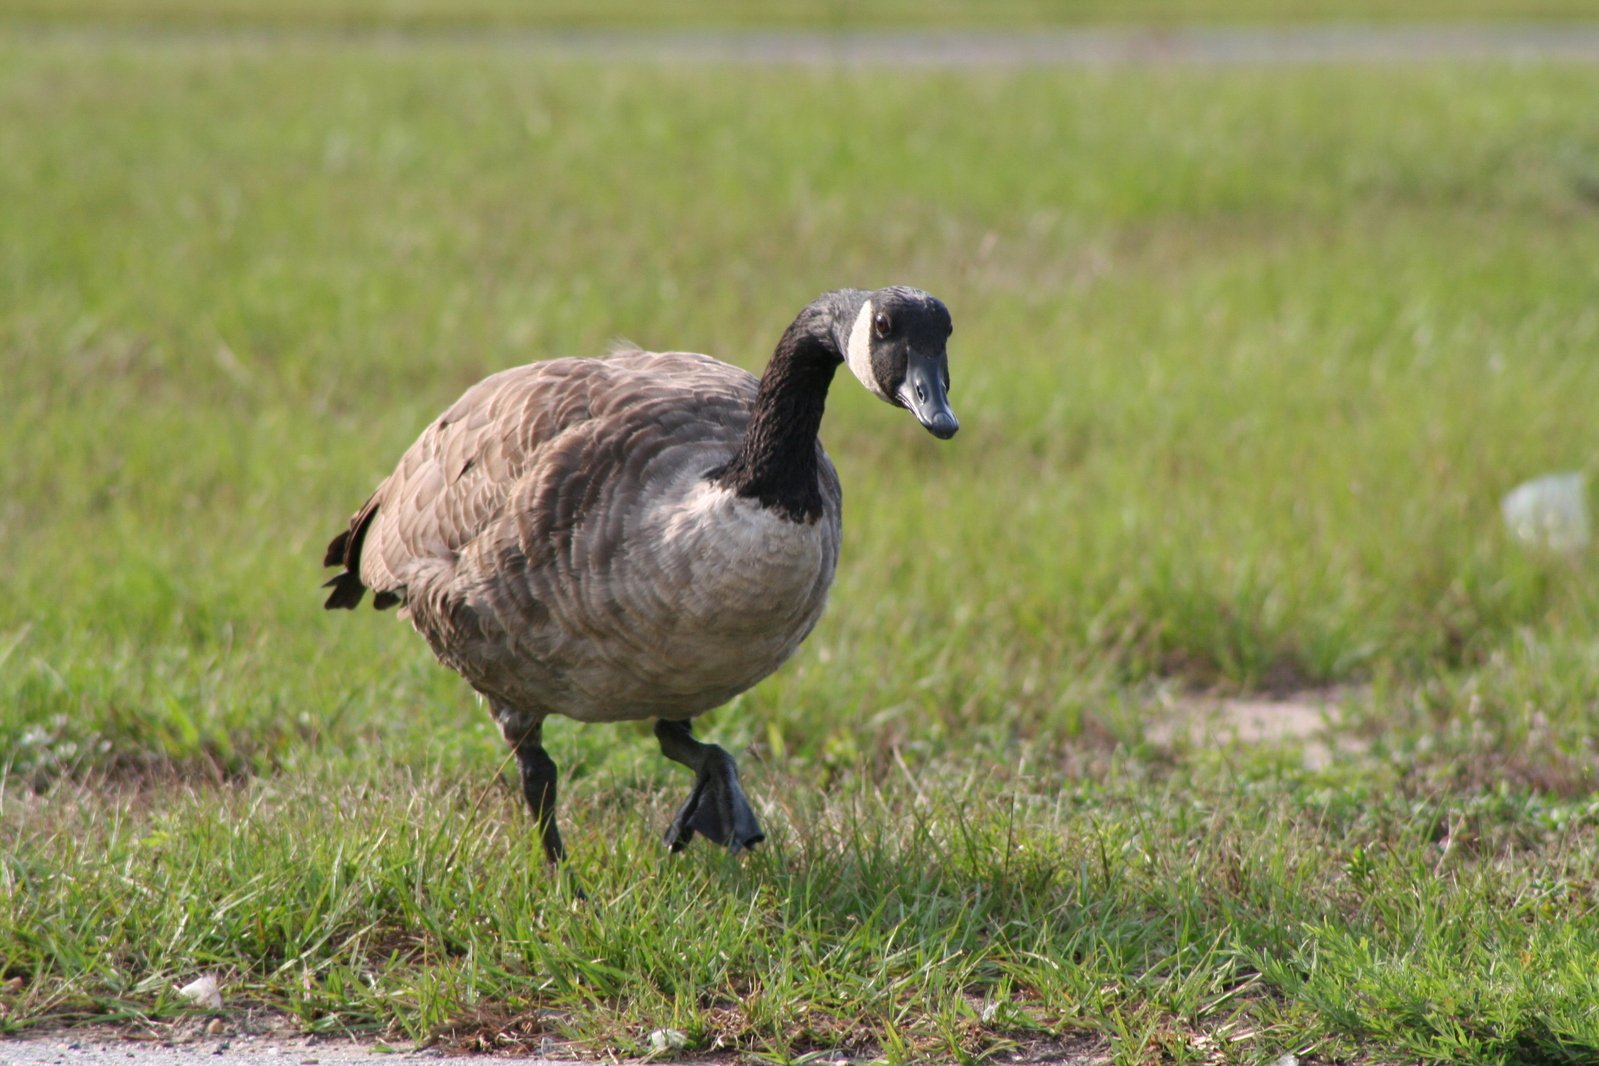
[4,26,1599,1065]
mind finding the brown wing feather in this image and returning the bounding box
[321,350,757,613]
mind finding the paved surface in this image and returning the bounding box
[0,1030,1109,1066]
[21,22,1599,64]
[1,1033,561,1066]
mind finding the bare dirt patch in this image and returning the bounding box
[1147,688,1365,770]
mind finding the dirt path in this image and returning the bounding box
[512,23,1599,65]
[1,1033,459,1066]
[15,22,1599,65]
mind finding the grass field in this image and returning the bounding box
[4,13,1599,1066]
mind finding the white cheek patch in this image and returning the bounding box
[845,299,893,402]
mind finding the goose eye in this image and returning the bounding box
[872,312,892,337]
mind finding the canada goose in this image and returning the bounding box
[323,286,957,863]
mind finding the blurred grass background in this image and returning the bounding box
[6,38,1597,778]
[4,4,1599,1062]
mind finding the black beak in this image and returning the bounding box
[897,351,959,440]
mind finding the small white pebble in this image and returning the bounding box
[1271,1055,1298,1066]
[177,975,223,1010]
[648,1028,688,1054]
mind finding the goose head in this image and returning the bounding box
[838,286,959,440]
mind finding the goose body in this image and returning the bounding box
[336,350,842,724]
[324,287,956,862]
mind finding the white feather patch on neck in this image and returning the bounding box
[845,299,891,402]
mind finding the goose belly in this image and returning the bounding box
[560,479,840,722]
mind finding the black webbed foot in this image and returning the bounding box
[655,719,765,854]
[663,746,765,853]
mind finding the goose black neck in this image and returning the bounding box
[715,301,854,523]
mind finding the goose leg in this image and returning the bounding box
[517,736,565,865]
[654,718,765,853]
[496,708,565,865]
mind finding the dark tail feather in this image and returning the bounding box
[322,495,388,607]
[322,526,365,608]
[322,571,367,610]
[323,529,351,568]
[324,495,385,610]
